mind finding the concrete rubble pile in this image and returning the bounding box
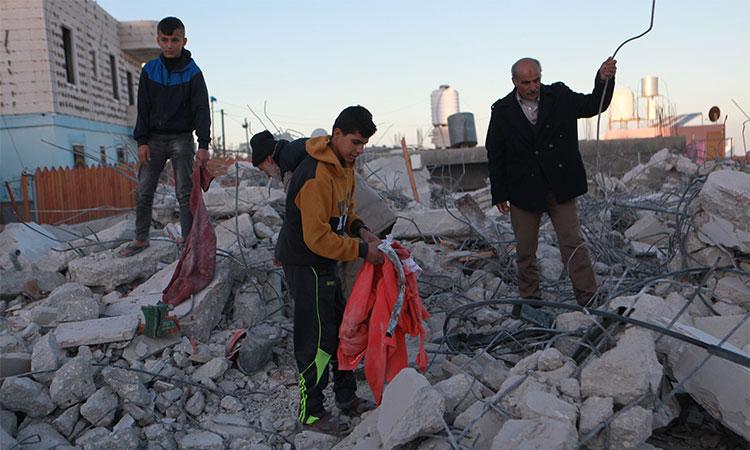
[0,150,747,449]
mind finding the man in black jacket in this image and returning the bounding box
[121,17,211,256]
[486,57,616,307]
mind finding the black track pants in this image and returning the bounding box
[283,264,357,424]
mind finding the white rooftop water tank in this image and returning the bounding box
[610,88,635,121]
[641,76,659,97]
[431,85,459,126]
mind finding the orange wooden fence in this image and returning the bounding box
[34,165,137,224]
[30,158,250,225]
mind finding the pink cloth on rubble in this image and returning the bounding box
[162,165,216,306]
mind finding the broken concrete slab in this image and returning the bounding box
[178,430,224,450]
[695,212,750,253]
[714,276,750,311]
[252,205,283,228]
[433,373,487,423]
[698,169,750,232]
[332,409,382,450]
[54,315,140,348]
[192,357,230,382]
[391,207,471,239]
[462,402,516,446]
[0,376,56,416]
[0,427,16,450]
[294,430,340,450]
[42,282,101,323]
[377,368,446,449]
[0,222,60,271]
[538,243,564,281]
[581,327,663,406]
[104,258,238,341]
[49,346,96,408]
[201,414,255,440]
[0,269,66,299]
[624,212,669,245]
[554,312,597,357]
[253,222,275,240]
[0,352,30,377]
[102,366,154,407]
[236,324,282,375]
[518,390,578,424]
[491,417,578,450]
[15,422,70,450]
[0,410,17,438]
[656,314,750,440]
[80,386,118,427]
[609,406,654,450]
[68,241,176,290]
[53,404,80,438]
[579,396,614,435]
[215,213,257,252]
[122,334,181,362]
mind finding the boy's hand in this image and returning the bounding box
[195,148,210,168]
[138,144,150,164]
[365,242,384,265]
[359,228,380,244]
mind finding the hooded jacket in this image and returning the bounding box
[276,136,367,266]
[133,49,211,149]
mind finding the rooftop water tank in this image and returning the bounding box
[610,88,635,121]
[431,85,459,126]
[447,112,477,148]
[641,76,659,97]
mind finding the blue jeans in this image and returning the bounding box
[135,133,195,242]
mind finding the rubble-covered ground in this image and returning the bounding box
[0,149,748,450]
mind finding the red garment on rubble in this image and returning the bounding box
[338,242,429,404]
[162,165,216,306]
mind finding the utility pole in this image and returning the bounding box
[210,96,217,153]
[220,109,226,158]
[242,118,250,156]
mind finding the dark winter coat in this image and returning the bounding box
[133,49,211,149]
[485,73,614,211]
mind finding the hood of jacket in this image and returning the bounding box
[305,135,351,175]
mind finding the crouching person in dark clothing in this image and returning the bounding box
[121,16,211,257]
[276,106,383,435]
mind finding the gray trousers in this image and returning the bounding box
[135,133,195,242]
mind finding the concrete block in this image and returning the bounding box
[377,368,445,448]
[0,352,30,377]
[68,241,175,290]
[49,347,96,408]
[54,315,139,348]
[0,377,55,416]
[491,417,578,450]
[581,328,663,406]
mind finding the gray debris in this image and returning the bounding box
[0,376,55,417]
[377,368,446,449]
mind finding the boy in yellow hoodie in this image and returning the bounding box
[276,106,384,435]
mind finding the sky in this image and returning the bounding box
[98,0,750,153]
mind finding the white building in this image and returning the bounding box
[0,0,159,203]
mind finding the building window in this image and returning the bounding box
[91,50,99,79]
[73,145,86,168]
[116,147,125,164]
[100,146,107,165]
[109,54,119,100]
[126,72,134,106]
[62,26,76,84]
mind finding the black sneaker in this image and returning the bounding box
[337,396,376,417]
[303,412,351,436]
